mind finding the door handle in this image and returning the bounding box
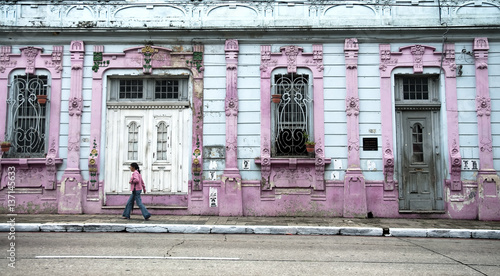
[414,168,423,172]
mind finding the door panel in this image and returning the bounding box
[105,108,190,194]
[398,111,440,211]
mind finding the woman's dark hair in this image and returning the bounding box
[131,162,141,174]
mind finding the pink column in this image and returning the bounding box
[343,38,367,218]
[59,41,85,214]
[259,45,272,190]
[220,39,243,216]
[379,45,396,195]
[473,37,500,220]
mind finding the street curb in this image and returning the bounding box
[388,228,500,239]
[0,223,499,238]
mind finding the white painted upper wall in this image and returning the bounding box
[1,0,499,30]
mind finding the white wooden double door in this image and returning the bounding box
[105,108,190,194]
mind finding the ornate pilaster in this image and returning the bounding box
[343,38,366,218]
[473,37,500,220]
[191,44,204,191]
[220,39,243,216]
[59,41,85,214]
[379,45,396,192]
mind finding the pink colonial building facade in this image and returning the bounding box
[0,0,499,220]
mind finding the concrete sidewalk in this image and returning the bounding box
[1,214,500,239]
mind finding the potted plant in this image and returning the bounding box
[37,94,48,105]
[1,141,11,152]
[271,94,281,103]
[303,132,315,153]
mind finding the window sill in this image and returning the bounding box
[255,157,331,169]
[0,158,63,167]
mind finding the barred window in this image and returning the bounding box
[5,74,49,158]
[271,73,313,157]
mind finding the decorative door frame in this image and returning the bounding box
[90,44,205,193]
[257,44,330,191]
[378,43,461,194]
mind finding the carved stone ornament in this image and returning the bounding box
[67,138,80,152]
[383,139,394,190]
[261,136,272,190]
[0,46,16,73]
[312,44,324,72]
[476,96,491,117]
[443,44,457,73]
[68,97,83,116]
[410,45,425,73]
[46,46,63,73]
[281,45,302,73]
[260,45,271,73]
[474,37,489,70]
[45,138,57,190]
[346,96,360,116]
[379,46,397,72]
[225,98,238,117]
[141,45,158,74]
[344,38,359,70]
[21,46,42,74]
[450,139,462,191]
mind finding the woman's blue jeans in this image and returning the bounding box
[122,190,151,219]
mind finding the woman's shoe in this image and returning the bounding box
[121,216,129,219]
[144,215,151,221]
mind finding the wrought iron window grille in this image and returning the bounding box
[5,74,49,158]
[271,73,313,157]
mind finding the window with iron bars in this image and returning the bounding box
[4,74,49,158]
[271,73,313,157]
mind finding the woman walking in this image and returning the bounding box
[122,163,151,220]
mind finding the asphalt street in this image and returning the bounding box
[1,233,499,275]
